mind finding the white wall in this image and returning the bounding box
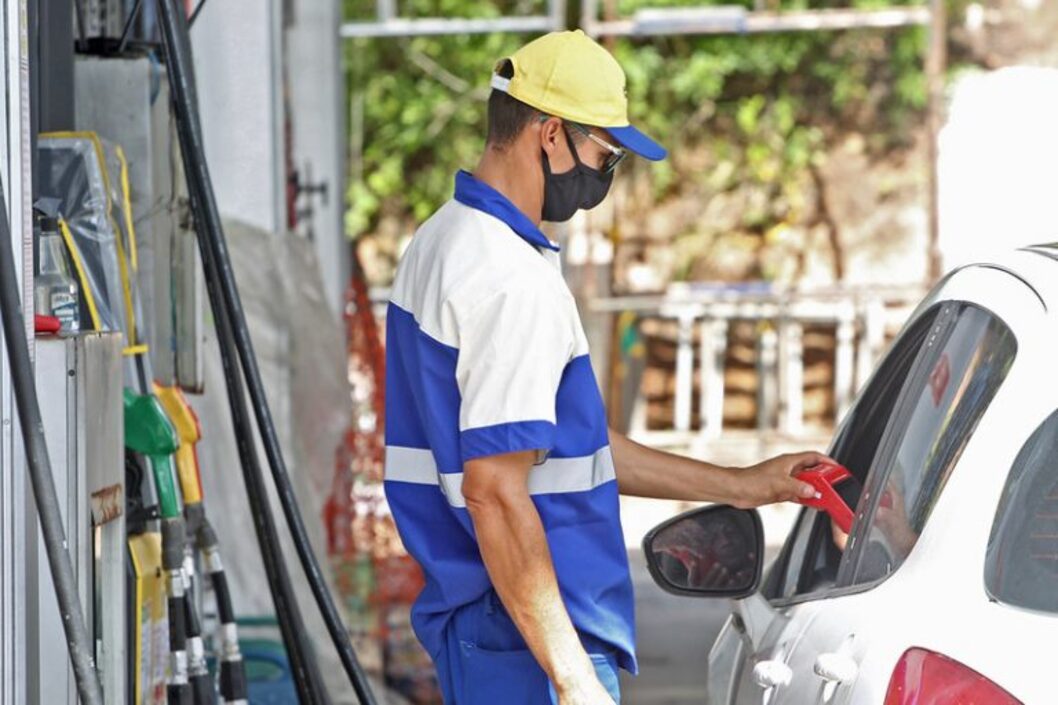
[190,0,285,235]
[939,66,1058,268]
[191,0,348,313]
[287,0,349,313]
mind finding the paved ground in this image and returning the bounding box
[619,549,729,705]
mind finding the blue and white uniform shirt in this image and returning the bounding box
[384,170,637,673]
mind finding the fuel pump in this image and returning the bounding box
[124,390,194,705]
[40,117,253,705]
[156,384,249,705]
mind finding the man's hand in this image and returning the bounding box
[554,668,617,705]
[728,452,831,509]
[609,431,830,509]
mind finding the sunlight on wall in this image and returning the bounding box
[940,66,1058,268]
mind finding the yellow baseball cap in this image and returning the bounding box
[491,30,667,161]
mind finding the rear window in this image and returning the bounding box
[985,409,1058,615]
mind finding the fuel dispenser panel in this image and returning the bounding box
[32,333,125,705]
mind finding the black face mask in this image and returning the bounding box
[540,129,614,223]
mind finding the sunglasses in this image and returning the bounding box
[539,115,627,174]
[568,122,627,174]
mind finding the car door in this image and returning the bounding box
[767,268,1036,705]
[709,293,947,705]
[710,266,1035,705]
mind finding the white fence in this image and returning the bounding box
[590,284,924,446]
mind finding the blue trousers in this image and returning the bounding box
[432,591,622,704]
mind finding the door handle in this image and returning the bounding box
[814,652,858,683]
[753,660,793,688]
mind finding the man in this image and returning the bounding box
[384,30,827,705]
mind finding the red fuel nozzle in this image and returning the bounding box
[796,462,856,534]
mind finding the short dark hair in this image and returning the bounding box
[486,60,540,148]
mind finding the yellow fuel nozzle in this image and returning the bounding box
[154,383,204,505]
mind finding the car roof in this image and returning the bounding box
[963,246,1058,315]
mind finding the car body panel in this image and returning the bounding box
[704,252,1058,705]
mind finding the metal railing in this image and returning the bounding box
[341,0,566,38]
[590,284,924,444]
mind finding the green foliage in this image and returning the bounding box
[343,0,928,242]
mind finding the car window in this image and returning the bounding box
[985,409,1058,614]
[767,308,939,600]
[842,303,1016,586]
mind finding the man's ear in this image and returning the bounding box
[539,116,563,157]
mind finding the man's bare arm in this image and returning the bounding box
[463,450,613,704]
[608,429,825,508]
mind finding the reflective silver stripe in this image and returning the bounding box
[384,445,616,508]
[384,446,441,484]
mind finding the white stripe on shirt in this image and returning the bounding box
[384,445,617,508]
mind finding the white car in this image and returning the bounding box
[643,246,1058,705]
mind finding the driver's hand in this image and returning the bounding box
[875,483,917,558]
[831,518,849,552]
[732,452,832,509]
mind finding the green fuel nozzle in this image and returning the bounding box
[123,388,182,520]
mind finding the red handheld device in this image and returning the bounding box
[796,462,856,534]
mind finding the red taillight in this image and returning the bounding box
[885,648,1021,705]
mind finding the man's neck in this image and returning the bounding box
[473,145,543,226]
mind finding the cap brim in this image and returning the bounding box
[607,124,667,161]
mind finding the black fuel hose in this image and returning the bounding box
[195,192,328,705]
[197,517,248,704]
[153,3,327,703]
[153,2,378,703]
[0,179,104,704]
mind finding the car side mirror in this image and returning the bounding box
[643,505,764,599]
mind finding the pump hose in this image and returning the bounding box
[0,178,105,704]
[194,189,328,705]
[155,3,327,703]
[163,516,193,705]
[154,2,378,703]
[197,518,248,704]
[181,557,213,705]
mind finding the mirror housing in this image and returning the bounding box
[642,505,764,599]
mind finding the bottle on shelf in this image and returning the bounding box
[34,216,81,335]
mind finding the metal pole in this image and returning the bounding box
[376,0,396,22]
[550,0,568,32]
[581,0,597,36]
[340,15,556,38]
[586,6,929,37]
[925,0,947,282]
